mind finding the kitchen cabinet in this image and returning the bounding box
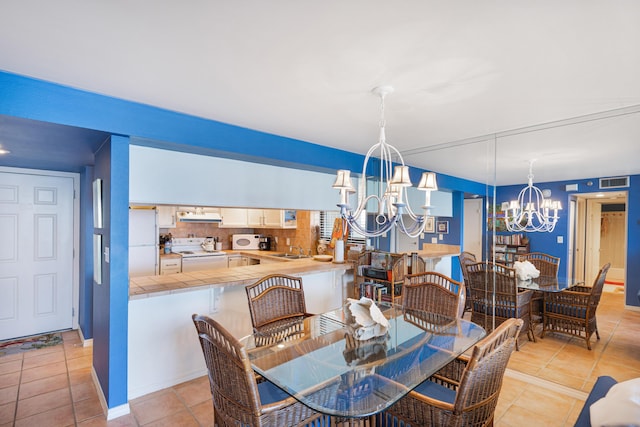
[248,209,282,227]
[220,208,296,229]
[220,208,249,228]
[160,256,182,275]
[157,206,178,228]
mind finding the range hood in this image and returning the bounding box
[176,211,222,223]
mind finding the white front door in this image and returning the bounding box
[0,170,75,340]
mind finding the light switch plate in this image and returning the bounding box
[439,234,443,240]
[557,236,564,244]
[431,237,437,244]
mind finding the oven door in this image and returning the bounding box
[181,255,228,272]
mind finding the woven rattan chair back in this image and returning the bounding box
[541,263,610,350]
[404,272,464,318]
[381,318,523,426]
[458,251,477,312]
[245,274,308,331]
[519,252,560,277]
[192,314,322,426]
[450,318,523,424]
[466,262,534,349]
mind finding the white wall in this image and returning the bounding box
[129,145,339,210]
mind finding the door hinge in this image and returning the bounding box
[72,307,75,317]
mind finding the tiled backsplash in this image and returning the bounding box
[159,210,320,254]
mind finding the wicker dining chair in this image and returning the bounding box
[518,252,560,277]
[245,274,311,333]
[518,252,561,323]
[379,318,523,427]
[466,261,535,350]
[404,271,465,318]
[192,314,324,427]
[541,263,610,350]
[458,251,477,312]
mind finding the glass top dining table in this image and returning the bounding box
[240,303,486,418]
[517,276,584,292]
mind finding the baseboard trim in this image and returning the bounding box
[91,366,131,420]
[78,328,93,348]
[505,368,588,400]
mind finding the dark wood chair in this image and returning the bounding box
[404,271,464,318]
[380,318,523,427]
[541,263,610,350]
[466,261,535,350]
[245,274,311,334]
[458,251,477,313]
[192,314,324,426]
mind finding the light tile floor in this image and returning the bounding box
[0,287,637,426]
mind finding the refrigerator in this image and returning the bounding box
[129,208,159,277]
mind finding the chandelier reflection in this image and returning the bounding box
[501,161,561,233]
[332,86,438,238]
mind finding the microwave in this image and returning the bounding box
[232,234,261,250]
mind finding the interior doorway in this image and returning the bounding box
[572,191,627,289]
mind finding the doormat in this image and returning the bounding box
[0,332,63,357]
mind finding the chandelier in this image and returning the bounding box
[501,161,562,232]
[332,86,438,238]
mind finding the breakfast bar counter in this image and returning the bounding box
[129,251,352,299]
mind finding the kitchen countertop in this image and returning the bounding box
[130,251,353,299]
[130,245,460,300]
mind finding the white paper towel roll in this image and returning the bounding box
[334,239,344,263]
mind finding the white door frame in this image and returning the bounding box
[0,166,80,334]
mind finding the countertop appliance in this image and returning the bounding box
[129,209,158,277]
[171,237,227,272]
[232,234,261,250]
[259,236,272,251]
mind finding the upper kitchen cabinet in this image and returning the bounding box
[248,209,283,228]
[220,208,249,228]
[220,208,296,229]
[157,205,178,228]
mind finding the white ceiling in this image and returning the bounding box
[1,1,639,185]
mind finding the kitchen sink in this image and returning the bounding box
[272,253,310,259]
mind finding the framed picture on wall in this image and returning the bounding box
[424,216,435,233]
[436,220,449,234]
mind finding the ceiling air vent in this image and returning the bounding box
[599,176,629,189]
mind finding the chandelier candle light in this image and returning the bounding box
[332,86,438,238]
[501,160,562,233]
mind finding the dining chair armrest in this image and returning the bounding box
[406,388,456,412]
[569,286,592,294]
[546,289,590,307]
[260,395,299,413]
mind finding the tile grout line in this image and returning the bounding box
[62,336,80,425]
[12,353,24,424]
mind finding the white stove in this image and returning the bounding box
[171,238,227,272]
[171,238,225,257]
